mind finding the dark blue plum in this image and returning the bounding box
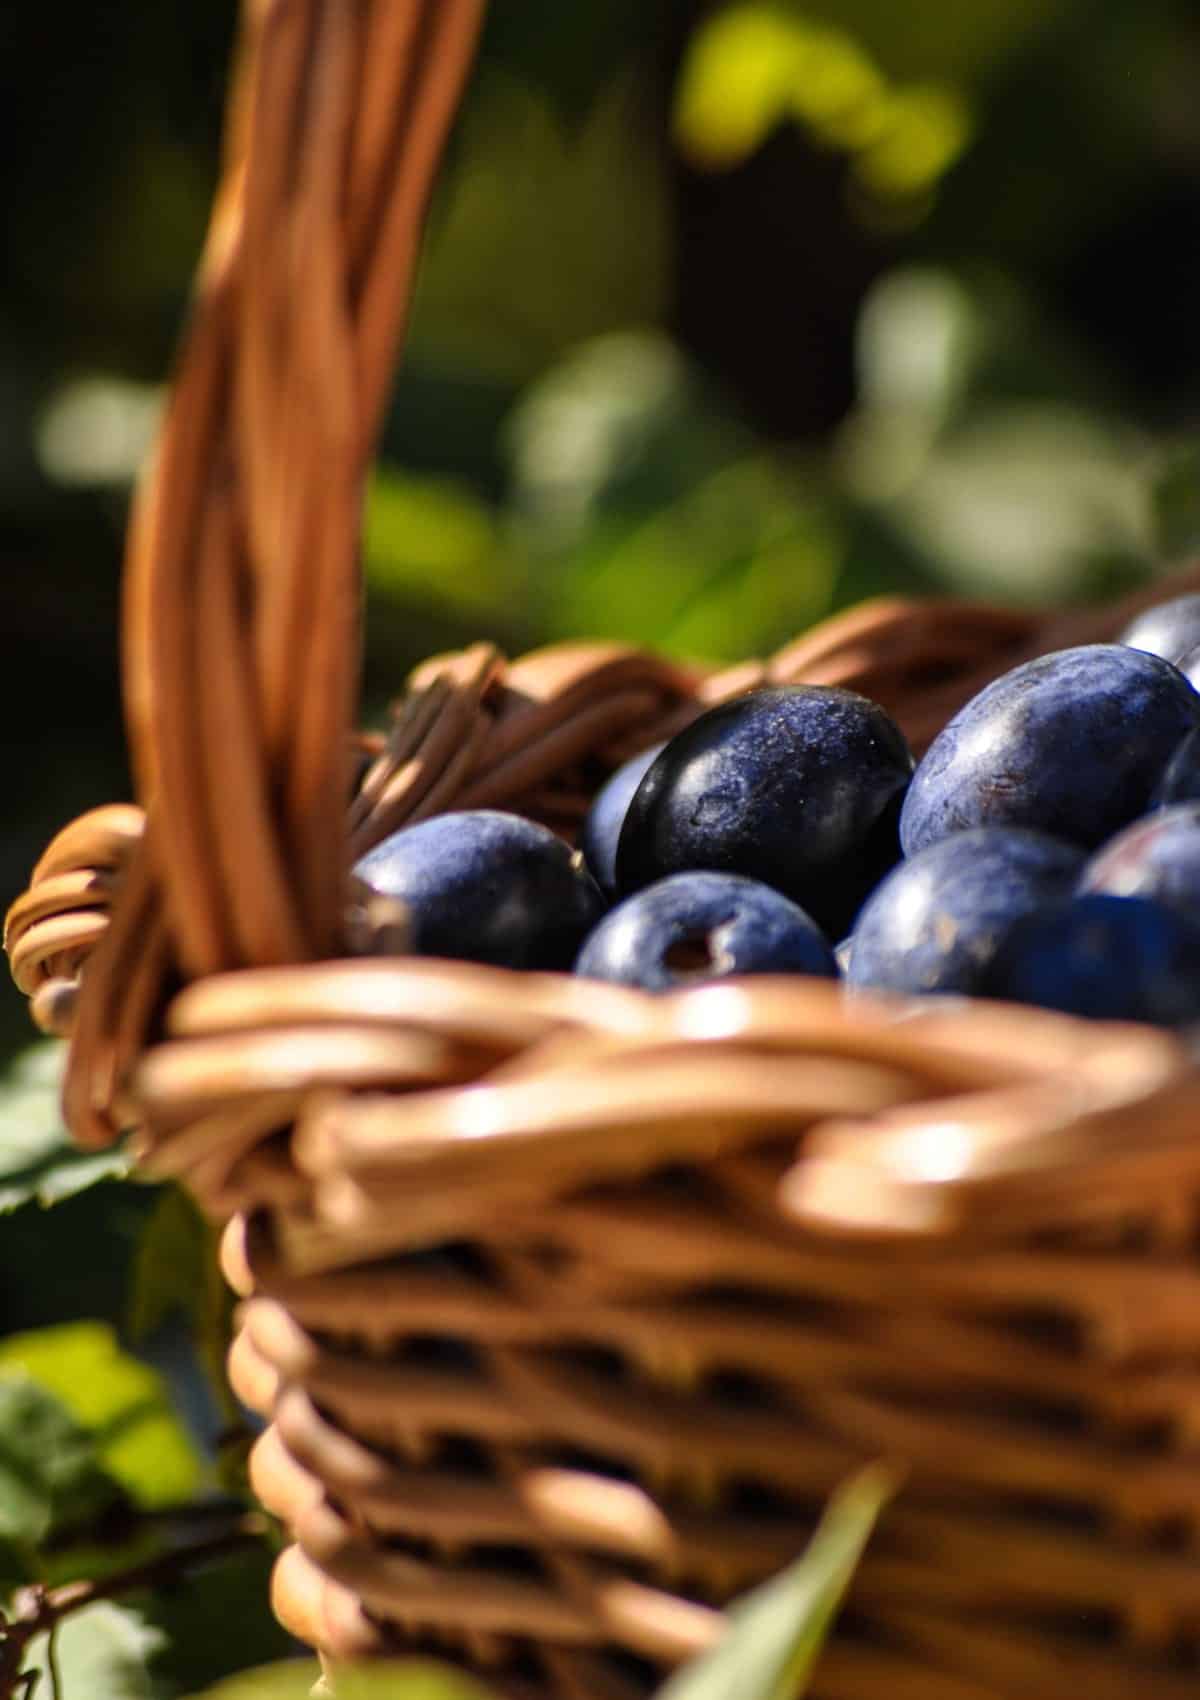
[848,827,1083,996]
[616,686,913,939]
[1150,728,1200,807]
[575,871,837,992]
[1117,594,1200,665]
[580,742,666,898]
[978,893,1200,1025]
[901,644,1200,857]
[1079,803,1200,920]
[352,809,604,970]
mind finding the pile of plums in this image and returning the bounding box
[352,593,1200,1026]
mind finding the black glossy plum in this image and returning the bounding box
[575,871,837,992]
[1150,728,1200,807]
[352,809,604,970]
[1117,594,1200,665]
[848,827,1083,996]
[580,742,666,898]
[978,893,1200,1025]
[1079,803,1200,920]
[616,685,913,938]
[900,644,1200,857]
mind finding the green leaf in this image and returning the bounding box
[331,1669,498,1700]
[126,1186,211,1344]
[653,1467,893,1700]
[0,1042,130,1215]
[0,1324,201,1510]
[1152,442,1200,560]
[480,1,676,126]
[0,1535,29,1590]
[145,1543,296,1697]
[505,331,844,662]
[893,403,1151,604]
[364,469,518,620]
[126,1185,242,1441]
[506,331,750,545]
[185,1658,497,1699]
[18,1600,163,1700]
[674,5,811,168]
[0,1378,119,1550]
[413,71,670,381]
[181,1663,319,1700]
[673,3,971,199]
[794,0,1072,85]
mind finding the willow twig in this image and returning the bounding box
[0,1513,267,1700]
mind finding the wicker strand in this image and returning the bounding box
[49,0,484,1145]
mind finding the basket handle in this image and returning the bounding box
[57,0,485,1147]
[122,0,485,978]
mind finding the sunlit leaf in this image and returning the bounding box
[0,1324,201,1510]
[35,375,162,488]
[674,5,808,167]
[182,1664,318,1700]
[17,1600,163,1700]
[673,2,971,200]
[654,1467,893,1700]
[332,1669,497,1700]
[0,1043,130,1215]
[540,456,841,661]
[506,331,746,545]
[787,25,886,144]
[893,403,1151,602]
[504,330,845,661]
[185,1658,497,1699]
[852,267,981,420]
[364,469,520,620]
[853,85,972,198]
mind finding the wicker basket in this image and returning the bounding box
[11,3,1200,1697]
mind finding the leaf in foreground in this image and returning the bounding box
[1153,441,1200,559]
[0,1042,129,1214]
[654,1466,894,1700]
[144,1542,295,1697]
[186,1658,497,1699]
[127,1183,242,1435]
[14,1600,163,1700]
[0,1323,201,1509]
[0,1378,119,1554]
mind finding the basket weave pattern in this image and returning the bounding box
[11,3,1200,1696]
[216,989,1200,1700]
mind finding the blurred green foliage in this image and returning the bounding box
[0,1323,200,1517]
[18,1601,165,1700]
[674,3,973,204]
[4,0,1200,1691]
[0,1044,129,1215]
